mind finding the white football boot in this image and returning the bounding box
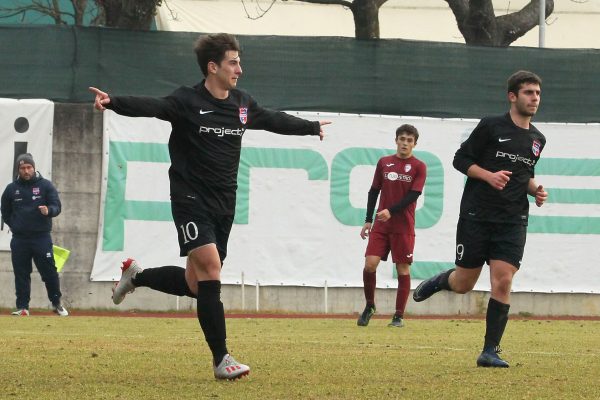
[213,354,250,380]
[111,258,143,305]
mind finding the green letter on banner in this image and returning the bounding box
[329,148,443,227]
[235,147,329,224]
[529,158,600,234]
[103,141,172,251]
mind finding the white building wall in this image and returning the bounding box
[156,0,600,49]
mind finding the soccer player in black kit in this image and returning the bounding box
[412,71,548,368]
[89,33,329,380]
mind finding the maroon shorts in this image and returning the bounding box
[365,230,415,264]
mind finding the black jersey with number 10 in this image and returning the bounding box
[107,81,320,215]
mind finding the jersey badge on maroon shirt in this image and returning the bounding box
[532,140,541,157]
[404,164,412,173]
[239,107,248,124]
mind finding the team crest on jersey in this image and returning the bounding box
[32,187,40,195]
[239,107,248,124]
[532,140,541,157]
[404,164,412,173]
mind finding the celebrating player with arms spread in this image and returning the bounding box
[90,33,330,380]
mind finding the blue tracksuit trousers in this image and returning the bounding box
[11,233,62,310]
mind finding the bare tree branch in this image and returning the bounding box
[284,0,353,6]
[0,0,160,29]
[280,0,387,39]
[445,0,468,22]
[0,0,86,25]
[445,0,554,46]
[241,0,277,20]
[496,0,554,46]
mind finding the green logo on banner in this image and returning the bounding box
[102,141,172,251]
[101,141,600,252]
[329,148,443,227]
[529,158,600,234]
[235,147,329,224]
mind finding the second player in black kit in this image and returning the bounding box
[90,33,329,380]
[413,70,548,368]
[456,113,545,228]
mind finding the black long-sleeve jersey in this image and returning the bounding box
[453,113,546,225]
[107,81,320,215]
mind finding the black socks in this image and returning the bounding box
[133,270,228,364]
[197,280,228,366]
[439,268,455,291]
[484,297,510,349]
[132,266,196,298]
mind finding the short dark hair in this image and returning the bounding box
[507,70,542,95]
[194,33,241,77]
[395,124,419,142]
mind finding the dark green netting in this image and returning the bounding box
[1,25,599,122]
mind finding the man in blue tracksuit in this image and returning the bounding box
[1,153,68,316]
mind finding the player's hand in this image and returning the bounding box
[38,205,48,216]
[488,170,512,190]
[534,185,547,207]
[360,222,372,240]
[376,209,391,222]
[88,86,111,111]
[318,121,331,141]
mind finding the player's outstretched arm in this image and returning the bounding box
[89,86,111,111]
[318,121,331,141]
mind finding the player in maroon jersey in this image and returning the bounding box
[357,124,427,328]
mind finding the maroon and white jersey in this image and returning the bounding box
[371,154,426,234]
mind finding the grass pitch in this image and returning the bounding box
[1,315,599,399]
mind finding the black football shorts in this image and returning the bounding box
[171,198,234,260]
[455,217,527,269]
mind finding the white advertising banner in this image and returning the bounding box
[0,99,54,251]
[91,111,600,293]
